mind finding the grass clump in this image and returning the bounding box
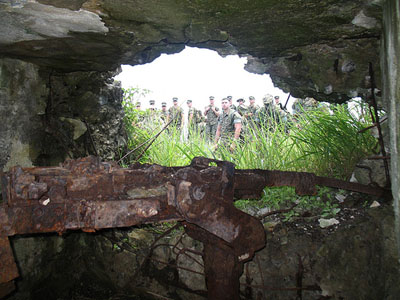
[119,94,379,219]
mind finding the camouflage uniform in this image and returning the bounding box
[292,97,318,117]
[236,103,248,117]
[160,110,168,123]
[274,102,292,132]
[188,106,202,135]
[204,105,220,141]
[168,106,184,129]
[236,100,248,138]
[246,103,260,130]
[218,109,242,145]
[256,94,281,131]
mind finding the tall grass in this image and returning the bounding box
[121,103,377,180]
[119,102,378,218]
[288,104,377,179]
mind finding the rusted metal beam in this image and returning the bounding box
[234,169,389,199]
[0,156,389,299]
[0,156,266,299]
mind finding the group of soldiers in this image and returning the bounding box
[133,94,319,151]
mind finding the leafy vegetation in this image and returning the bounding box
[119,90,379,220]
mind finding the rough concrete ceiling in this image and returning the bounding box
[0,0,383,102]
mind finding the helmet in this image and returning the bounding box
[262,94,274,105]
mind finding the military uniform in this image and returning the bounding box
[168,98,184,129]
[236,99,248,138]
[160,109,168,123]
[256,94,281,131]
[247,103,260,119]
[143,99,160,128]
[236,103,248,117]
[246,103,260,129]
[217,108,242,145]
[187,101,202,136]
[204,104,220,141]
[189,107,202,125]
[160,102,168,123]
[227,96,236,111]
[168,106,183,128]
[292,97,318,117]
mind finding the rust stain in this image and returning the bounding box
[0,156,389,299]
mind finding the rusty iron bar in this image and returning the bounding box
[357,116,388,134]
[234,169,388,199]
[0,156,266,299]
[117,117,175,164]
[368,62,391,187]
[367,155,391,160]
[0,156,390,299]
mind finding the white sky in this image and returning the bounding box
[114,46,291,111]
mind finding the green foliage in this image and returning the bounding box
[121,98,379,219]
[122,86,151,104]
[288,103,377,179]
[234,185,341,221]
[120,87,154,163]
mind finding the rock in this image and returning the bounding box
[335,194,346,203]
[370,200,381,208]
[319,218,340,228]
[352,158,388,187]
[59,117,87,140]
[0,0,383,101]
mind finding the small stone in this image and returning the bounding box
[370,201,381,208]
[319,218,339,228]
[335,194,346,203]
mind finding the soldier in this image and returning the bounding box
[204,96,220,141]
[144,99,160,128]
[274,95,291,132]
[292,97,318,118]
[160,102,168,124]
[214,98,242,152]
[168,97,184,130]
[187,99,201,136]
[256,94,281,131]
[149,99,156,111]
[236,98,248,139]
[236,98,248,116]
[132,102,145,127]
[227,95,236,111]
[246,96,260,126]
[274,96,284,111]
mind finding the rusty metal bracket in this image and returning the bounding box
[0,156,389,299]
